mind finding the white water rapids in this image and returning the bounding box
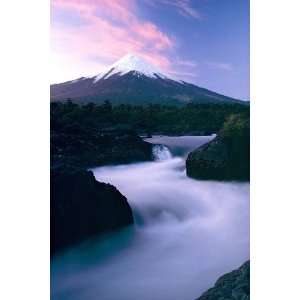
[51,135,249,300]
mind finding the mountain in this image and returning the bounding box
[50,54,245,105]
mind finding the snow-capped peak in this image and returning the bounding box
[93,53,174,83]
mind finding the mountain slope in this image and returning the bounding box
[50,54,245,105]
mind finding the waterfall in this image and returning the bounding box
[152,144,172,161]
[52,136,249,300]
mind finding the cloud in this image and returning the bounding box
[164,58,198,81]
[51,0,175,76]
[156,0,202,20]
[169,69,198,79]
[206,62,233,71]
[177,59,198,67]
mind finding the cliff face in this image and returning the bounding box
[50,168,134,255]
[186,114,250,181]
[196,260,250,300]
[50,114,151,256]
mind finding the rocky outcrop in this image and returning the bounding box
[186,114,249,181]
[50,167,134,255]
[51,128,153,170]
[196,260,250,300]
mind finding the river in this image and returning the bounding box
[51,135,249,300]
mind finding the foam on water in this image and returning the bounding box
[152,144,173,161]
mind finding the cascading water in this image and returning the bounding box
[145,134,217,157]
[51,135,249,300]
[152,144,173,161]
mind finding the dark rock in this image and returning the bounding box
[51,129,153,169]
[50,167,134,255]
[196,260,250,300]
[186,114,249,181]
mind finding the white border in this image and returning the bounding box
[0,1,49,299]
[1,0,300,299]
[251,0,300,299]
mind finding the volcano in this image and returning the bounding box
[50,54,244,105]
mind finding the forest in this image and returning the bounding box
[51,100,249,135]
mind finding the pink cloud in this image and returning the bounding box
[133,22,173,50]
[51,0,175,74]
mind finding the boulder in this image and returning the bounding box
[196,260,250,300]
[186,114,249,181]
[50,167,134,255]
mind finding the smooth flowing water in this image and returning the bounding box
[51,136,249,300]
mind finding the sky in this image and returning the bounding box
[51,0,249,100]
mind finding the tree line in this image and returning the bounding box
[51,100,249,135]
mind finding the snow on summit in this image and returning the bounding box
[93,54,174,83]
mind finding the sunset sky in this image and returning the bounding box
[51,0,249,100]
